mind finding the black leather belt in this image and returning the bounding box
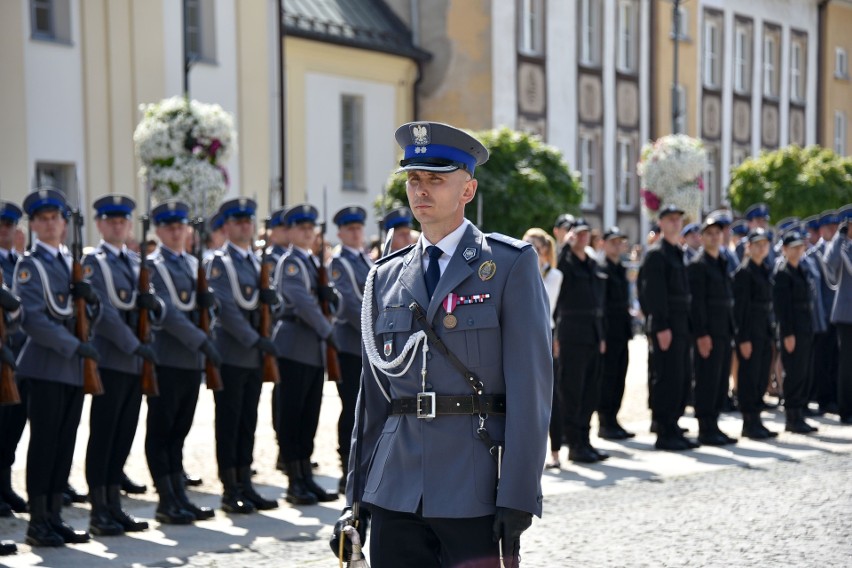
[390,394,506,418]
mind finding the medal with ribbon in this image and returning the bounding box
[442,292,491,329]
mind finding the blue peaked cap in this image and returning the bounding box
[152,200,190,225]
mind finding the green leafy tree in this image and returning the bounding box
[377,127,583,238]
[729,145,852,220]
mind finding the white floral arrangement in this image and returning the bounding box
[636,134,705,222]
[133,96,236,216]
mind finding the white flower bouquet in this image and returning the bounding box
[636,134,705,222]
[133,96,236,216]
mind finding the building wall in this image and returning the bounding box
[652,0,699,138]
[820,0,852,155]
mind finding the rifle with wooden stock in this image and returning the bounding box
[259,217,280,384]
[195,218,223,392]
[137,207,158,397]
[71,206,104,396]
[0,271,20,406]
[319,188,341,382]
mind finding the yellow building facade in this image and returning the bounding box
[819,0,852,156]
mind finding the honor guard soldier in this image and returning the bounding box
[330,205,373,492]
[14,189,100,546]
[206,197,279,514]
[823,205,852,424]
[687,215,737,445]
[733,228,778,439]
[810,210,841,414]
[82,195,161,536]
[332,122,552,567]
[555,217,608,462]
[0,201,29,518]
[773,231,818,433]
[638,204,698,450]
[597,227,635,440]
[271,203,339,505]
[382,207,415,253]
[145,200,222,524]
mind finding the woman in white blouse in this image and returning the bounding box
[523,228,564,468]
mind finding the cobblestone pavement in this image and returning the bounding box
[2,337,850,567]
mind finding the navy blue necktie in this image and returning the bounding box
[56,252,70,276]
[424,245,443,300]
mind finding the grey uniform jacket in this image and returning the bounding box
[330,248,372,356]
[823,231,852,325]
[1,252,25,355]
[272,247,336,368]
[348,223,552,519]
[12,245,83,385]
[148,248,208,370]
[206,243,263,369]
[83,245,157,374]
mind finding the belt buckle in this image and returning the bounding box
[416,392,436,419]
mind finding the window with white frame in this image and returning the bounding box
[790,37,806,103]
[671,5,689,40]
[836,47,849,79]
[578,134,597,206]
[617,137,634,208]
[734,23,752,93]
[580,0,602,67]
[703,147,718,210]
[703,18,721,88]
[30,0,71,43]
[763,31,779,97]
[518,0,544,56]
[835,111,847,155]
[341,95,365,191]
[617,0,638,73]
[185,0,216,63]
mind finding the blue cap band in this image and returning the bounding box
[403,144,477,173]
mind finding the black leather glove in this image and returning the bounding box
[197,289,216,309]
[254,336,277,356]
[0,345,16,370]
[200,338,223,367]
[329,507,369,561]
[492,507,532,568]
[0,286,20,312]
[75,342,100,362]
[134,344,158,364]
[317,285,337,305]
[71,280,99,305]
[136,292,160,314]
[259,288,280,306]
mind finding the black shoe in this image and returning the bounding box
[299,460,338,502]
[742,413,778,439]
[718,430,738,445]
[63,483,87,505]
[169,474,214,520]
[586,445,609,460]
[153,476,195,525]
[0,469,28,513]
[50,494,90,543]
[183,472,203,487]
[284,462,318,506]
[120,473,147,495]
[698,431,729,446]
[654,435,690,451]
[25,496,64,548]
[107,485,149,532]
[651,421,688,434]
[220,469,256,514]
[88,487,124,537]
[0,540,16,555]
[237,467,278,510]
[598,424,629,440]
[568,446,598,463]
[785,419,818,434]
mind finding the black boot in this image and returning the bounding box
[62,483,87,505]
[0,468,27,513]
[153,476,194,525]
[88,486,124,536]
[25,495,63,547]
[300,460,338,502]
[742,412,777,439]
[697,418,728,446]
[284,462,318,506]
[220,468,256,514]
[785,408,818,434]
[49,493,90,544]
[655,422,692,451]
[170,473,214,520]
[238,467,278,510]
[120,472,147,495]
[0,540,16,555]
[107,484,148,531]
[183,471,203,487]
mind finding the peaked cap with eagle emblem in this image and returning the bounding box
[395,121,489,175]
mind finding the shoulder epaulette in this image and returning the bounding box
[375,243,415,266]
[486,232,531,250]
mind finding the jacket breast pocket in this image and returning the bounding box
[375,307,414,360]
[444,304,499,368]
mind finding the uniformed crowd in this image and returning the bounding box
[538,201,852,465]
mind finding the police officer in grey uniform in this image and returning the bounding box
[14,189,100,546]
[82,195,160,536]
[333,122,552,567]
[809,210,841,414]
[146,200,221,524]
[0,201,28,518]
[272,204,339,505]
[382,207,415,254]
[206,198,279,513]
[330,205,373,492]
[822,204,852,424]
